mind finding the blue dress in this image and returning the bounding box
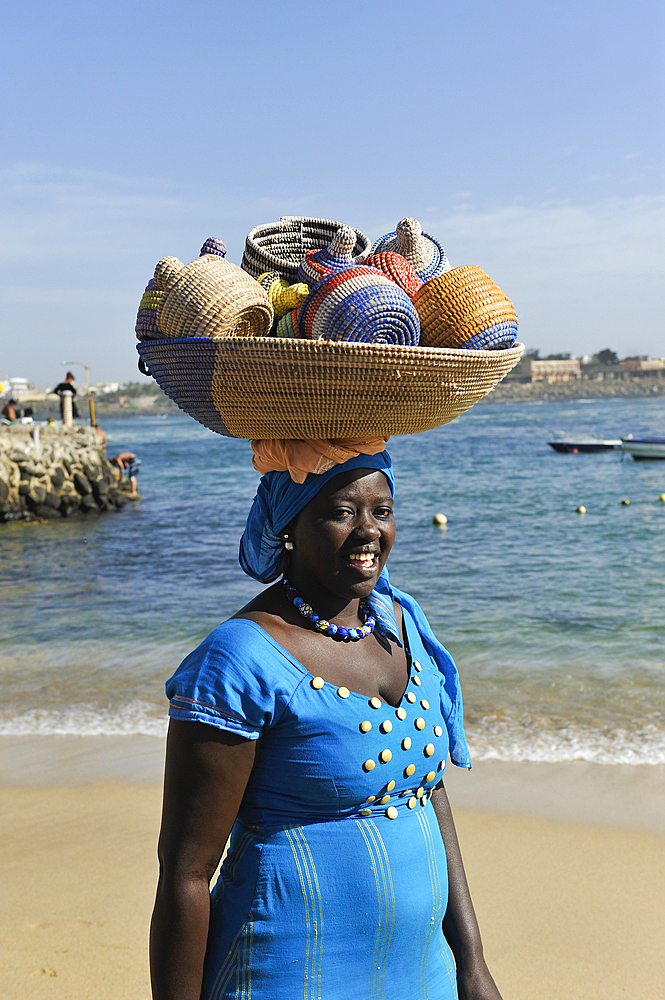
[166,603,462,1000]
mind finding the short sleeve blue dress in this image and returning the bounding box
[166,601,465,1000]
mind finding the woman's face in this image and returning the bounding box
[288,469,395,601]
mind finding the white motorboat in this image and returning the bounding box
[621,436,665,460]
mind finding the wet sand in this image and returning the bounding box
[1,737,664,999]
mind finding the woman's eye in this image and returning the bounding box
[375,507,393,518]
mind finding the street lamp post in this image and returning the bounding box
[62,361,96,427]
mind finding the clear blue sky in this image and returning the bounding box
[1,0,663,385]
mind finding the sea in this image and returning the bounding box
[1,396,663,767]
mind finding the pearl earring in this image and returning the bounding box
[283,534,294,551]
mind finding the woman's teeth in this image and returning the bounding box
[349,553,377,568]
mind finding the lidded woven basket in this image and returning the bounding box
[297,226,358,288]
[414,265,518,351]
[242,216,371,282]
[257,272,309,318]
[298,267,420,345]
[135,279,165,341]
[373,218,450,281]
[154,255,273,339]
[363,251,423,300]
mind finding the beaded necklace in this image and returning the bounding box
[283,578,376,641]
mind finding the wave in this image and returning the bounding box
[1,704,664,765]
[0,701,168,737]
[467,719,665,766]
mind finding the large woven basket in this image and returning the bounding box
[242,217,372,282]
[137,336,524,439]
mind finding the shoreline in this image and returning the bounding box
[2,733,664,833]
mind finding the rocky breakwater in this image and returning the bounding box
[0,425,131,523]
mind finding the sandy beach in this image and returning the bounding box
[1,737,664,1000]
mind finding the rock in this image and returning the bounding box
[45,492,61,509]
[50,468,65,490]
[74,472,92,495]
[0,480,8,502]
[32,503,62,520]
[27,484,47,505]
[81,494,99,511]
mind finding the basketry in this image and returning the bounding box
[154,255,273,339]
[297,267,421,345]
[363,251,423,299]
[373,218,450,280]
[199,237,227,258]
[275,308,301,338]
[135,279,165,341]
[137,336,524,439]
[257,272,309,317]
[414,265,518,350]
[296,225,358,287]
[242,216,372,281]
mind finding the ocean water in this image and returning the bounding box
[1,397,663,765]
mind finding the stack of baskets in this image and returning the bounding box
[136,214,524,439]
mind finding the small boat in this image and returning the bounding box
[548,435,622,454]
[621,436,665,460]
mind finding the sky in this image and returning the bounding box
[1,0,663,386]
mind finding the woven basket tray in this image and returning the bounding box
[137,337,524,439]
[242,217,372,282]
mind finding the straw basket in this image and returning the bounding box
[135,279,165,341]
[154,255,273,339]
[298,267,420,345]
[414,265,518,350]
[137,336,524,439]
[363,252,423,299]
[372,218,450,281]
[242,217,372,282]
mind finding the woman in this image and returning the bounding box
[150,451,503,1000]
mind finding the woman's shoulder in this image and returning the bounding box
[174,616,307,684]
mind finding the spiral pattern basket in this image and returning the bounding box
[135,279,165,341]
[199,237,227,258]
[297,267,420,345]
[242,216,372,282]
[373,218,450,281]
[363,252,423,300]
[414,265,518,351]
[137,336,524,439]
[275,308,301,338]
[154,255,273,339]
[296,225,358,288]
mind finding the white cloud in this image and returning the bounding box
[1,165,664,379]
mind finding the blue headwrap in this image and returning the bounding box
[239,452,395,584]
[238,450,470,768]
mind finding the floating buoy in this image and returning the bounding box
[621,498,630,506]
[660,494,665,502]
[432,513,448,527]
[576,505,587,514]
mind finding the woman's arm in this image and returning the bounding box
[430,783,503,1000]
[150,719,258,1000]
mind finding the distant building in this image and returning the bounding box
[9,377,30,398]
[620,358,665,372]
[520,358,581,383]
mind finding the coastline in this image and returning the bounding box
[1,741,663,999]
[481,371,665,405]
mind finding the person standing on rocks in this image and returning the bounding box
[111,452,141,498]
[52,372,80,420]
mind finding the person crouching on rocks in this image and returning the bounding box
[111,452,141,498]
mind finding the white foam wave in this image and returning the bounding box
[467,720,665,766]
[0,701,168,737]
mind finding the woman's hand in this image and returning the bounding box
[430,784,504,1000]
[150,720,257,1000]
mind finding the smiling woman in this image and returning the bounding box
[149,448,504,1000]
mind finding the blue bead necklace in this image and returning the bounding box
[283,578,376,641]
